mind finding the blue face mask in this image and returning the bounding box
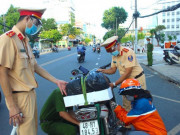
[111,50,119,56]
[125,95,134,101]
[25,24,38,35]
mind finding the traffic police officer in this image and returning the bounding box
[147,37,153,66]
[0,8,67,135]
[98,36,146,130]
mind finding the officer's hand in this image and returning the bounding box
[9,105,23,126]
[97,69,106,73]
[56,80,68,95]
[109,83,114,90]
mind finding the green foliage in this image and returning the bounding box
[150,29,156,38]
[160,33,165,43]
[173,35,177,40]
[41,18,57,31]
[101,7,128,30]
[0,5,19,34]
[60,24,83,36]
[138,32,145,40]
[168,35,172,41]
[84,37,91,44]
[103,28,125,42]
[70,12,75,25]
[155,25,166,32]
[39,29,62,43]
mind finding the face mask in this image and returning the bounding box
[126,95,134,101]
[25,24,38,35]
[111,50,119,56]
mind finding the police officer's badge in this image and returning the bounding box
[128,55,133,62]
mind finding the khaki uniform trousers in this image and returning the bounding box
[122,75,146,128]
[6,90,38,135]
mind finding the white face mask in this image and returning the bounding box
[125,95,134,101]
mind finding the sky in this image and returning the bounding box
[0,0,160,39]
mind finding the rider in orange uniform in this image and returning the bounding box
[113,79,167,135]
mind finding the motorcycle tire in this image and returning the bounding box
[163,57,173,65]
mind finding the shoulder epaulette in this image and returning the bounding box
[122,48,129,53]
[6,31,15,37]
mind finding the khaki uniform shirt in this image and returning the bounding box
[0,26,38,91]
[111,46,143,78]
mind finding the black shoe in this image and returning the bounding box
[118,127,131,132]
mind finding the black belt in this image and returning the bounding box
[135,71,144,79]
[12,88,34,94]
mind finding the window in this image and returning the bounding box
[167,25,170,29]
[177,25,179,29]
[172,12,175,15]
[167,12,170,16]
[163,12,165,16]
[177,11,180,15]
[172,25,174,29]
[167,19,170,22]
[162,19,165,23]
[172,19,174,22]
[177,18,180,22]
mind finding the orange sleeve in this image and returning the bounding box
[114,105,138,126]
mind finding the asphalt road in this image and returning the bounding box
[0,46,180,135]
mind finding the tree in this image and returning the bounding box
[0,5,19,34]
[39,29,62,43]
[167,35,172,41]
[60,24,83,36]
[41,18,57,31]
[138,32,145,40]
[103,28,125,42]
[159,33,165,43]
[101,7,128,30]
[84,37,91,45]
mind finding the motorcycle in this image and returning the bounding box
[77,52,85,63]
[52,46,59,53]
[163,45,180,65]
[64,65,120,135]
[93,47,96,52]
[97,47,100,53]
[32,49,40,58]
[68,46,71,51]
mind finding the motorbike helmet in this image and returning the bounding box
[119,79,142,96]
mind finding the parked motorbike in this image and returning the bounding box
[66,65,120,135]
[32,49,40,58]
[97,47,100,53]
[77,52,85,63]
[163,45,180,65]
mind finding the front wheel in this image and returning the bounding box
[163,57,173,65]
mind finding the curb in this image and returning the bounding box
[141,63,180,86]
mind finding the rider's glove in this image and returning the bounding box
[110,101,118,110]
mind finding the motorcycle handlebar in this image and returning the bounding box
[99,63,111,69]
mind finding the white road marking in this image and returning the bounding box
[40,53,76,67]
[168,123,180,135]
[152,94,180,104]
[96,63,99,65]
[145,74,154,78]
[98,58,100,60]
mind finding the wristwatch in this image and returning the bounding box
[113,82,116,87]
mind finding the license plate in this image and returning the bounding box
[80,120,100,135]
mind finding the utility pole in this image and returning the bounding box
[116,18,117,36]
[134,0,138,53]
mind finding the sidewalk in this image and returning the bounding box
[137,47,180,85]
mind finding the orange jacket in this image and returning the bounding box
[114,98,167,135]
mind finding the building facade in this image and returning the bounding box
[157,0,180,41]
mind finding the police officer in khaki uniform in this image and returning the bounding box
[98,36,146,131]
[0,8,67,135]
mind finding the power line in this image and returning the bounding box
[139,3,180,18]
